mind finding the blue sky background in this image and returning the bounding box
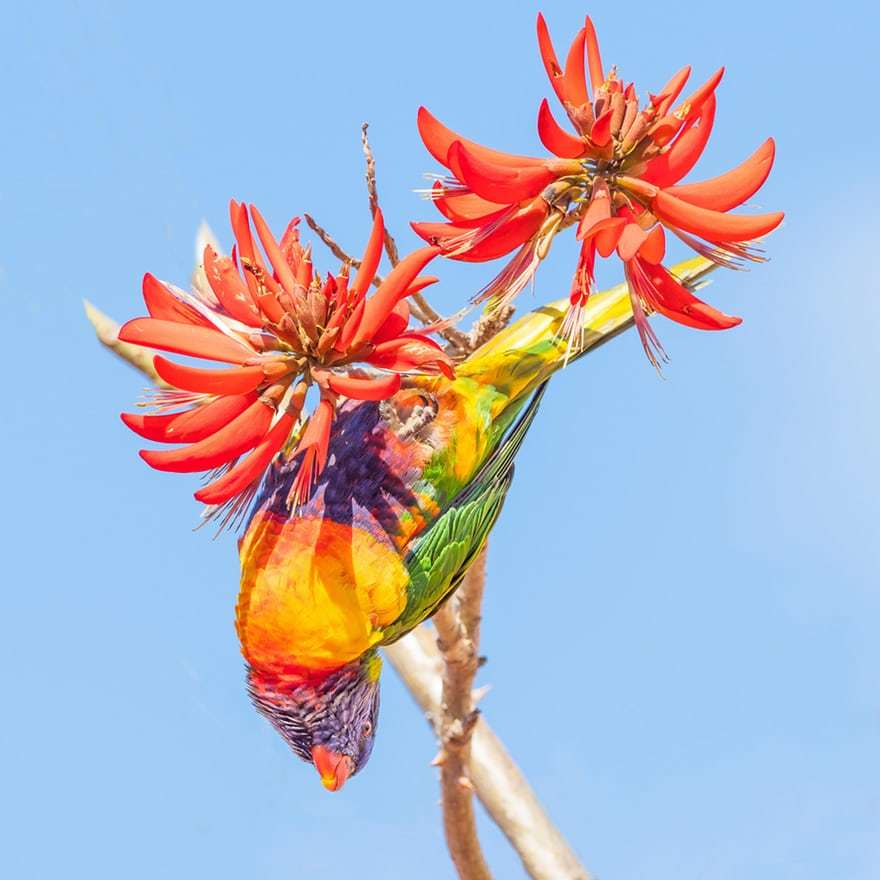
[2,1,877,877]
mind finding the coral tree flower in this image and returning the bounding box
[118,202,450,520]
[413,12,783,366]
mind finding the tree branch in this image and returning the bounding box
[432,548,493,880]
[385,628,593,880]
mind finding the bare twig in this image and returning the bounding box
[432,547,493,880]
[359,123,470,354]
[361,122,400,267]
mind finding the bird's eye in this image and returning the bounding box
[362,721,372,737]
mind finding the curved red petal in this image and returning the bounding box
[327,372,402,400]
[654,190,784,243]
[593,216,626,257]
[118,318,252,364]
[152,355,267,395]
[563,28,589,108]
[194,411,294,505]
[638,259,742,330]
[583,16,604,95]
[677,67,724,122]
[353,246,441,345]
[537,99,586,159]
[368,336,454,377]
[638,225,666,264]
[653,65,691,116]
[431,183,505,222]
[249,205,298,294]
[121,393,257,443]
[616,223,649,261]
[642,94,717,187]
[536,12,567,105]
[142,274,211,326]
[370,300,410,345]
[417,106,547,171]
[665,138,776,212]
[203,245,263,327]
[139,398,274,473]
[350,208,385,300]
[590,108,614,147]
[450,141,558,204]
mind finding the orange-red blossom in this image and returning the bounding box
[414,12,783,366]
[119,201,451,517]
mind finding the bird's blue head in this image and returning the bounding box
[247,651,382,791]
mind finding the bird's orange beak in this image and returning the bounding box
[311,745,353,792]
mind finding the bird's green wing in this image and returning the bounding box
[380,383,547,644]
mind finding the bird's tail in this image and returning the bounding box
[457,256,717,404]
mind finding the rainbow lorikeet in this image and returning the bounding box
[235,256,713,790]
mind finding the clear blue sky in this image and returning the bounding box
[2,1,877,877]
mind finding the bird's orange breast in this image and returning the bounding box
[235,512,409,675]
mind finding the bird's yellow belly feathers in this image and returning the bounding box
[236,513,409,675]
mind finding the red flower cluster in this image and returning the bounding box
[119,202,451,517]
[414,13,783,366]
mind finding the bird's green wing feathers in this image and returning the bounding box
[380,383,547,644]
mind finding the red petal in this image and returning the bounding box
[665,138,776,212]
[636,259,742,330]
[152,355,267,395]
[118,318,252,363]
[289,399,334,506]
[203,245,262,327]
[590,108,614,147]
[654,190,784,243]
[405,276,438,296]
[537,99,586,159]
[194,412,295,505]
[139,398,274,473]
[593,217,626,257]
[368,335,454,378]
[353,246,441,345]
[249,205,297,294]
[412,200,547,262]
[370,297,411,343]
[638,225,666,264]
[256,292,285,324]
[563,28,589,107]
[583,16,604,94]
[616,223,649,261]
[327,372,402,400]
[142,274,211,326]
[576,178,612,239]
[229,200,261,301]
[653,65,691,116]
[536,12,567,105]
[449,141,559,204]
[642,95,716,187]
[417,106,547,171]
[351,208,384,299]
[431,183,505,222]
[121,394,257,443]
[678,67,724,122]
